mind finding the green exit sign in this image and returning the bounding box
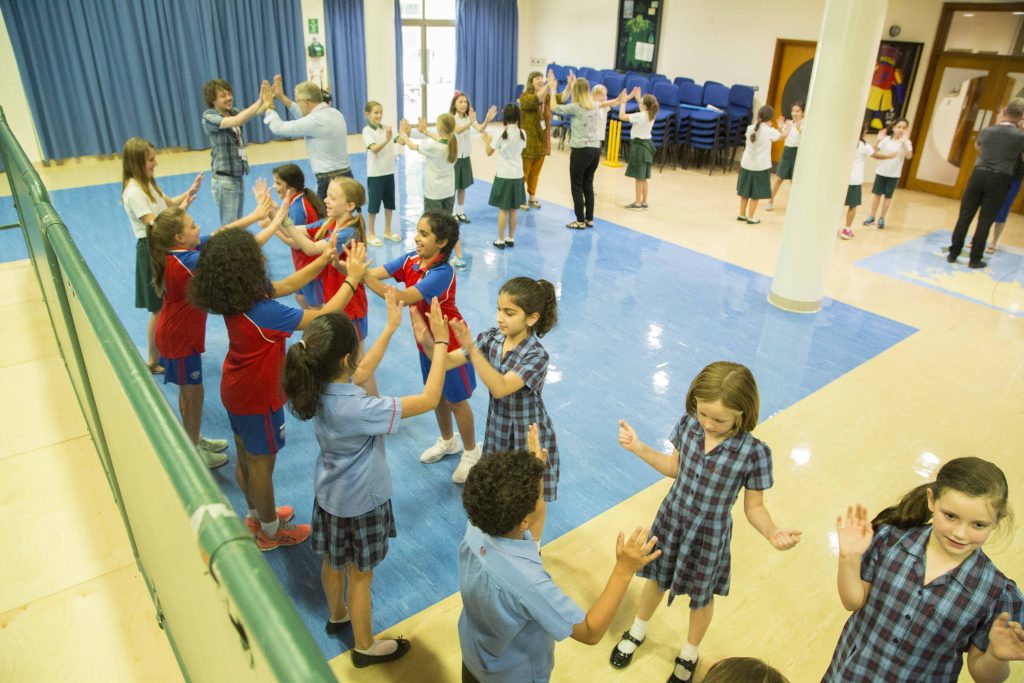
[308,18,319,34]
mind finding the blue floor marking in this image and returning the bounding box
[11,153,916,658]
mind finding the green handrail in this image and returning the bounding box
[0,107,335,683]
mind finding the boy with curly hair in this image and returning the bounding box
[458,424,660,682]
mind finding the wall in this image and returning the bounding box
[946,9,1022,54]
[517,0,946,132]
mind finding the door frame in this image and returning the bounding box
[400,17,456,123]
[766,39,817,162]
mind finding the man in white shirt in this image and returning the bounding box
[264,76,352,198]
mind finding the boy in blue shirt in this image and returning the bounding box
[459,424,660,682]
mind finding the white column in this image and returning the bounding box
[768,0,888,313]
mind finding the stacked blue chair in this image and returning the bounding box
[677,82,728,173]
[726,84,755,168]
[674,82,703,166]
[651,82,679,170]
[673,76,696,89]
[601,72,626,145]
[621,74,651,114]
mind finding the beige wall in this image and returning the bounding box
[517,0,945,131]
[0,10,44,163]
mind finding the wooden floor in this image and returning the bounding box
[0,260,182,683]
[2,135,1023,682]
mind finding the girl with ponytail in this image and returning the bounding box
[397,113,469,268]
[283,295,451,669]
[269,163,326,309]
[737,105,780,224]
[417,275,561,542]
[828,457,1024,681]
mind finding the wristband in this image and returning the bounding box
[343,280,357,293]
[434,341,449,346]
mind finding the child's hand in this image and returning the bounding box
[631,86,641,99]
[409,306,435,348]
[271,191,291,220]
[417,116,429,133]
[342,240,369,281]
[614,527,661,575]
[273,74,285,99]
[260,80,273,108]
[427,298,450,341]
[385,125,393,140]
[775,115,787,128]
[448,317,473,349]
[547,69,556,82]
[468,106,477,120]
[768,528,802,550]
[383,286,404,331]
[836,505,873,558]
[485,105,498,122]
[527,422,548,464]
[399,118,411,136]
[617,419,642,454]
[619,88,628,101]
[986,612,1024,662]
[188,172,204,195]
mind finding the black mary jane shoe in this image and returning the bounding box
[610,631,644,669]
[351,638,411,668]
[666,656,698,682]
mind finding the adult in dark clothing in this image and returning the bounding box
[947,99,1024,269]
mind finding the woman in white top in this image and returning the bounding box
[863,117,913,229]
[769,101,804,210]
[120,137,202,373]
[483,104,528,248]
[736,106,781,224]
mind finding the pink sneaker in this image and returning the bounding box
[255,520,310,551]
[839,228,854,240]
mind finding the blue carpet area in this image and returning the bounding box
[7,152,916,658]
[856,229,1024,317]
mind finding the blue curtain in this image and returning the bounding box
[0,0,305,161]
[394,0,404,121]
[324,0,368,131]
[455,0,518,112]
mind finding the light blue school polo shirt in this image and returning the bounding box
[313,383,402,517]
[459,523,585,682]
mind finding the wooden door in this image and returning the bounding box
[767,40,817,163]
[907,54,1024,201]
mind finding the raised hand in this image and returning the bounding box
[468,106,477,120]
[427,298,449,341]
[837,505,874,558]
[768,528,803,550]
[448,317,473,350]
[273,74,285,99]
[383,286,404,331]
[399,118,412,136]
[527,422,548,464]
[631,86,641,99]
[776,115,787,128]
[385,125,393,141]
[485,105,498,122]
[614,527,661,574]
[252,177,267,201]
[617,419,642,454]
[188,172,204,194]
[417,116,429,133]
[547,69,556,82]
[987,612,1024,662]
[342,240,369,281]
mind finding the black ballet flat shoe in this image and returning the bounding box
[610,631,644,669]
[666,656,698,683]
[351,638,411,668]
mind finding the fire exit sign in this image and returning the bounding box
[308,18,319,34]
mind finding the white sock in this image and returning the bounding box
[261,519,280,537]
[248,508,258,520]
[355,639,398,656]
[679,642,699,660]
[618,617,648,654]
[329,614,350,624]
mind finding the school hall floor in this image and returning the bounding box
[1,133,1022,683]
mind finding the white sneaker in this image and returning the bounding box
[198,445,229,469]
[420,435,463,464]
[200,435,229,452]
[451,445,482,483]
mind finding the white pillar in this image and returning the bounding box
[768,0,888,313]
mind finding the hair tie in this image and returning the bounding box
[297,339,307,349]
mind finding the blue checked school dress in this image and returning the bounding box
[477,328,560,501]
[822,524,1024,682]
[638,414,773,608]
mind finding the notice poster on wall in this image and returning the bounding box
[615,0,663,73]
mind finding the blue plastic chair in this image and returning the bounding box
[673,76,695,89]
